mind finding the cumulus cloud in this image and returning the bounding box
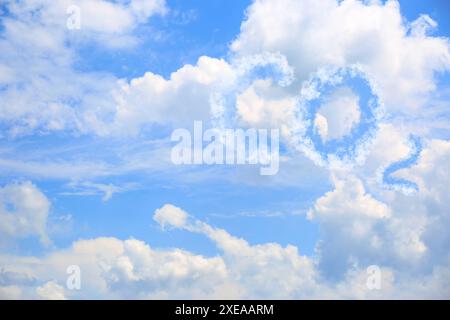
[7,0,167,45]
[0,0,449,300]
[308,175,391,221]
[0,205,317,299]
[304,134,450,284]
[0,181,51,245]
[236,79,297,131]
[0,203,448,299]
[231,0,450,113]
[0,0,167,136]
[0,285,22,300]
[111,56,234,135]
[315,87,361,142]
[36,281,66,300]
[0,236,228,299]
[153,204,189,229]
[393,139,450,266]
[307,174,423,278]
[4,0,447,142]
[1,0,448,139]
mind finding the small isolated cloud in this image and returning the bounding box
[153,204,189,229]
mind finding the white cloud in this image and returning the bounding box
[315,87,361,141]
[62,181,139,202]
[0,0,449,300]
[393,139,450,266]
[1,0,448,141]
[0,236,228,299]
[0,181,50,245]
[362,123,414,177]
[314,113,329,142]
[236,79,297,132]
[153,204,189,229]
[0,285,22,300]
[36,281,66,300]
[395,139,450,201]
[307,172,430,277]
[184,220,319,298]
[8,0,167,39]
[231,0,450,114]
[111,56,234,135]
[303,133,450,283]
[308,175,391,221]
[0,202,448,299]
[103,238,228,299]
[4,0,447,143]
[0,0,167,137]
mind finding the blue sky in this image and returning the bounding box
[0,0,450,299]
[74,0,251,78]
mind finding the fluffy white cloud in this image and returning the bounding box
[0,202,449,299]
[111,56,234,134]
[36,281,66,300]
[236,79,297,133]
[396,139,450,200]
[0,285,22,300]
[185,220,319,298]
[305,134,450,285]
[308,175,391,221]
[3,0,447,142]
[153,204,188,229]
[0,181,50,245]
[314,113,329,142]
[231,0,450,114]
[0,0,449,300]
[7,0,166,40]
[393,139,450,266]
[315,87,361,142]
[1,204,315,299]
[1,0,448,140]
[0,236,228,299]
[0,0,167,137]
[104,238,228,299]
[308,175,393,278]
